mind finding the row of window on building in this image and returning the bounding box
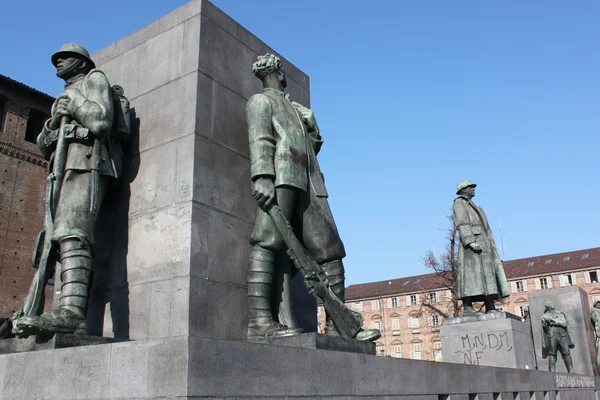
[351,291,445,312]
[512,270,599,293]
[348,270,599,312]
[369,314,441,332]
[376,341,442,361]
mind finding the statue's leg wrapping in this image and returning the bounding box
[58,237,93,319]
[321,260,345,336]
[247,246,301,339]
[548,355,557,372]
[248,248,275,328]
[15,237,91,335]
[563,354,574,373]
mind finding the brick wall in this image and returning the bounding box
[0,77,54,318]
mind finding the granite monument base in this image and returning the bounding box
[0,337,598,399]
[528,286,598,375]
[0,334,125,355]
[249,332,375,355]
[441,312,536,369]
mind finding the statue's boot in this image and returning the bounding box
[564,354,574,373]
[463,298,477,316]
[247,248,302,339]
[548,355,557,372]
[485,297,499,313]
[322,260,345,336]
[321,260,381,342]
[17,237,91,335]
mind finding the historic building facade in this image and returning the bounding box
[318,247,600,361]
[0,74,53,318]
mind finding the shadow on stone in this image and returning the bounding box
[87,108,141,339]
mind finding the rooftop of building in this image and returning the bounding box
[345,246,600,301]
[0,74,54,102]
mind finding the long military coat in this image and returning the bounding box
[37,69,121,178]
[246,88,345,263]
[36,69,121,244]
[453,196,510,300]
[247,88,327,197]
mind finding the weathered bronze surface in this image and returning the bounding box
[13,43,130,337]
[452,180,510,315]
[542,301,575,373]
[246,53,379,341]
[591,300,600,365]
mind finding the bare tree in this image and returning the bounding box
[422,212,460,318]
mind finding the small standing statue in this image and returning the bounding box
[452,180,510,315]
[245,53,379,341]
[13,43,129,336]
[541,301,575,373]
[590,300,600,365]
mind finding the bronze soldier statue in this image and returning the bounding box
[246,53,378,341]
[541,301,575,373]
[590,300,600,365]
[14,43,128,336]
[453,180,510,315]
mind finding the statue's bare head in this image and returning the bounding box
[544,301,555,311]
[252,53,287,90]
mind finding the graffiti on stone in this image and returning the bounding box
[454,331,513,365]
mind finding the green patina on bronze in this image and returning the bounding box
[246,53,379,342]
[13,43,130,338]
[452,180,510,315]
[591,301,600,365]
[541,301,575,373]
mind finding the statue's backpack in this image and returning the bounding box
[111,85,131,141]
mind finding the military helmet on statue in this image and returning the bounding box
[51,43,96,69]
[456,179,477,195]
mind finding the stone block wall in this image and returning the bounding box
[91,0,314,341]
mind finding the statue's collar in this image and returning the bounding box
[263,87,286,97]
[64,74,85,88]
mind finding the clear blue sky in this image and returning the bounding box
[1,1,599,285]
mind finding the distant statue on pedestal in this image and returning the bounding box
[452,180,510,315]
[541,301,575,373]
[590,300,600,365]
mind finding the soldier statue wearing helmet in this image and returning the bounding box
[452,180,510,316]
[13,43,129,336]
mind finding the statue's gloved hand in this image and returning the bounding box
[468,242,482,252]
[49,94,71,129]
[252,177,275,209]
[291,101,318,132]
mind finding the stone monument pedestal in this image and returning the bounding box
[441,312,536,369]
[0,337,598,399]
[528,286,599,376]
[0,334,125,355]
[250,332,375,355]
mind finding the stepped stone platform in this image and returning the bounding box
[0,336,598,399]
